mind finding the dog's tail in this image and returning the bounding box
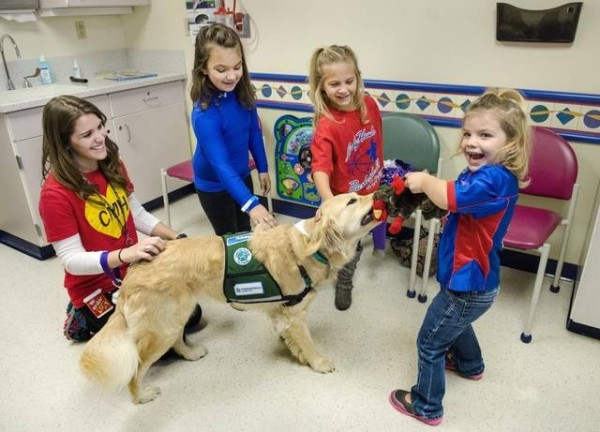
[80,308,139,390]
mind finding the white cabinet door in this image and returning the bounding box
[113,103,189,204]
[14,136,45,242]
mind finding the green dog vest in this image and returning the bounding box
[223,233,296,304]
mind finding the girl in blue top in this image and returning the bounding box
[190,23,276,235]
[389,88,531,426]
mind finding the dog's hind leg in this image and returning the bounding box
[172,333,208,361]
[279,316,335,373]
[128,358,161,404]
[128,337,175,404]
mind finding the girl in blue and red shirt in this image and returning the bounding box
[388,88,532,426]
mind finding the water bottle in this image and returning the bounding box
[38,56,53,85]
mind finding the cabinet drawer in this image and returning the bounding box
[8,107,43,142]
[8,94,110,141]
[109,81,184,118]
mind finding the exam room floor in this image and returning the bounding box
[1,194,599,432]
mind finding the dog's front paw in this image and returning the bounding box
[135,386,161,404]
[309,357,335,373]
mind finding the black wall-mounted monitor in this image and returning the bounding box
[496,2,583,43]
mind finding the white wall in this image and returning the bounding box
[0,15,128,57]
[242,0,599,93]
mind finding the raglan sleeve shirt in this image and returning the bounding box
[439,165,519,292]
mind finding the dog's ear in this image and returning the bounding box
[304,213,344,256]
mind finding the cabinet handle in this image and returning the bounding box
[143,96,160,106]
[119,124,132,143]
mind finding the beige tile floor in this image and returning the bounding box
[1,194,599,432]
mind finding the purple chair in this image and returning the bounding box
[504,127,579,343]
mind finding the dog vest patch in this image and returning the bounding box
[222,233,285,303]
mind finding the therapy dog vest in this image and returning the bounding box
[222,233,314,306]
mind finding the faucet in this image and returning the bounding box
[1,33,22,91]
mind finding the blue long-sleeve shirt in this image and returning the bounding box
[191,91,268,211]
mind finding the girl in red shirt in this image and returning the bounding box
[309,45,385,310]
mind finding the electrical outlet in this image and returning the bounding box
[75,21,87,40]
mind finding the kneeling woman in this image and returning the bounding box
[39,95,201,342]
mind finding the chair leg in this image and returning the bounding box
[418,217,438,303]
[521,243,550,343]
[550,225,571,293]
[407,210,422,299]
[160,168,171,229]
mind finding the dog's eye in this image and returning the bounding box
[346,198,357,206]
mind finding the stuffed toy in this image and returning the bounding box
[373,175,447,235]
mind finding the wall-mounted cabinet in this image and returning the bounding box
[40,0,148,7]
[0,0,39,11]
[37,0,148,16]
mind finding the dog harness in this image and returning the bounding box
[222,233,326,306]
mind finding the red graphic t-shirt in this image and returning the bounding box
[39,167,137,307]
[311,95,383,196]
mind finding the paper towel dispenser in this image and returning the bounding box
[0,0,39,12]
[496,2,583,43]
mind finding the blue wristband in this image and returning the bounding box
[100,251,111,274]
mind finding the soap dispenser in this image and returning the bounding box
[73,60,82,79]
[38,56,53,85]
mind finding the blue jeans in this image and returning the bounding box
[411,287,499,420]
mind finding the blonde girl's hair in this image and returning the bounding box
[463,88,532,187]
[41,95,127,201]
[190,23,255,110]
[308,45,367,124]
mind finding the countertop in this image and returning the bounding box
[0,72,187,114]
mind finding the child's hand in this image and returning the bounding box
[249,204,277,229]
[258,173,271,195]
[404,171,431,193]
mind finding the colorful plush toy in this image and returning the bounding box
[373,175,447,235]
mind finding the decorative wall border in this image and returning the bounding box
[251,72,600,145]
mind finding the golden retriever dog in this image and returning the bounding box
[80,192,379,404]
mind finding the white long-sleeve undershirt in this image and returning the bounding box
[52,192,159,275]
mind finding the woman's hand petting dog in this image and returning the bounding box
[119,237,166,263]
